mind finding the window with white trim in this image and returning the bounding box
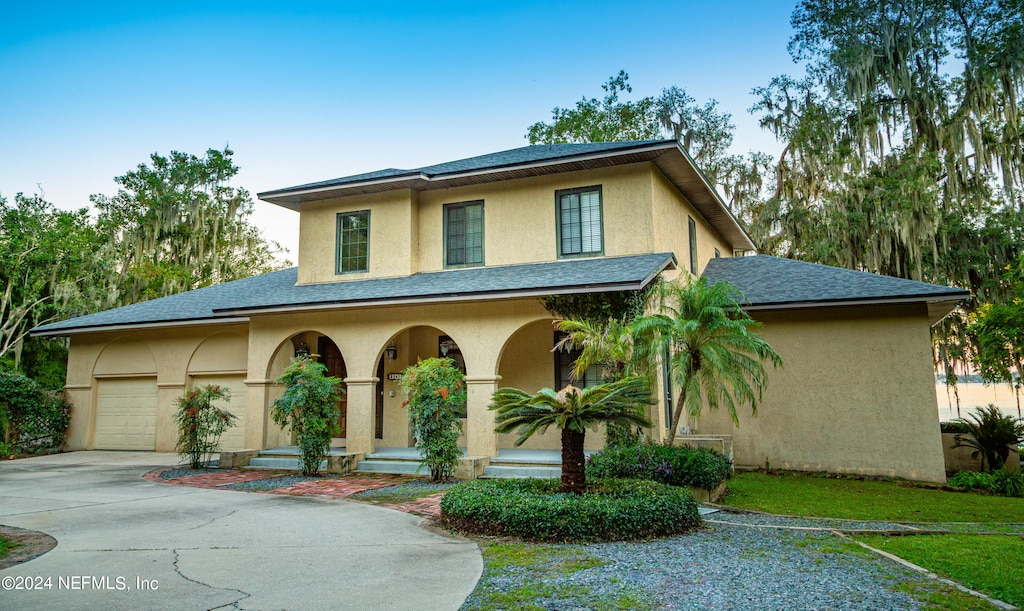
[556,186,603,257]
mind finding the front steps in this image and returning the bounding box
[354,447,424,475]
[232,446,576,480]
[479,449,587,479]
[245,446,349,472]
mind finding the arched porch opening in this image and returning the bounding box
[372,325,466,450]
[265,331,348,447]
[494,318,606,452]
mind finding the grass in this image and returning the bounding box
[462,542,653,610]
[858,534,1024,607]
[0,534,14,559]
[724,472,1024,523]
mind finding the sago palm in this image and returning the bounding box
[632,277,782,444]
[952,405,1024,472]
[490,376,653,493]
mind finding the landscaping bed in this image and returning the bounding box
[441,478,700,542]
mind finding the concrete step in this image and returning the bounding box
[247,457,327,471]
[482,465,561,479]
[355,460,423,475]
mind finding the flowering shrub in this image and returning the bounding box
[270,356,343,475]
[174,385,236,469]
[399,357,465,482]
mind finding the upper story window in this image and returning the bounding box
[688,215,697,274]
[445,200,484,268]
[556,186,603,258]
[336,210,370,274]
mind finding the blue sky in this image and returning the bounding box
[0,1,798,258]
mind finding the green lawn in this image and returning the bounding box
[0,534,14,559]
[859,534,1024,607]
[724,472,1024,523]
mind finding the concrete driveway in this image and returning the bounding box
[0,452,481,610]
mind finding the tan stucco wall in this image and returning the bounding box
[292,163,672,283]
[246,298,554,455]
[418,163,655,271]
[64,324,250,452]
[297,189,419,284]
[650,169,732,276]
[692,305,947,483]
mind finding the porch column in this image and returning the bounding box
[465,375,501,457]
[243,379,272,449]
[344,377,378,454]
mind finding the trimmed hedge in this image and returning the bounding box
[586,444,732,490]
[439,478,701,542]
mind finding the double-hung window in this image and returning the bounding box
[556,186,603,257]
[336,210,370,274]
[444,200,484,267]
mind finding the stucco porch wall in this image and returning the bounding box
[693,304,947,483]
[64,324,250,452]
[246,297,563,454]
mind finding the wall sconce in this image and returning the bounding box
[439,338,456,356]
[295,341,310,358]
[385,341,398,361]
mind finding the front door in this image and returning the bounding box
[375,357,384,439]
[317,337,347,438]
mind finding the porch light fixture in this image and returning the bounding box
[295,341,310,358]
[439,338,456,356]
[385,341,398,361]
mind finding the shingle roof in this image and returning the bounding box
[702,255,970,308]
[260,141,669,195]
[31,253,676,336]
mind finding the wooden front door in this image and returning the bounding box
[317,337,347,438]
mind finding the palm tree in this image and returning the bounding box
[632,277,782,444]
[952,405,1024,472]
[490,376,653,493]
[554,317,658,381]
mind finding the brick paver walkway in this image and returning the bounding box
[381,492,445,518]
[271,474,412,498]
[146,467,443,518]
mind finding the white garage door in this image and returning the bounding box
[94,378,159,450]
[190,375,248,451]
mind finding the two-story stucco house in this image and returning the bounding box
[32,140,968,482]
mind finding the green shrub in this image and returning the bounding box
[174,385,236,469]
[0,369,70,454]
[440,477,701,542]
[400,357,465,482]
[948,467,1024,497]
[586,443,732,490]
[271,355,344,475]
[992,467,1024,498]
[947,470,994,492]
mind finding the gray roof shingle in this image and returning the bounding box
[32,253,676,335]
[701,255,970,307]
[258,141,669,196]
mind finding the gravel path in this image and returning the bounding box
[220,474,325,491]
[463,522,946,610]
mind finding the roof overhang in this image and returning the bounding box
[739,293,969,324]
[258,141,756,252]
[29,316,251,338]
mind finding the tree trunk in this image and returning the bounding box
[666,371,692,445]
[560,427,586,494]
